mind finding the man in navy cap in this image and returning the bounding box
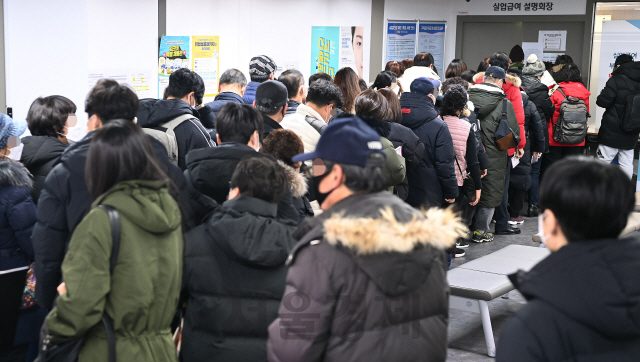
[267,116,464,362]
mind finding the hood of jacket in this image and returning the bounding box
[208,195,296,267]
[511,237,640,339]
[359,116,391,138]
[277,160,308,198]
[214,91,244,103]
[20,135,68,169]
[613,61,640,82]
[295,104,324,121]
[308,193,464,297]
[556,81,591,99]
[0,159,33,188]
[93,179,181,234]
[521,75,549,95]
[402,65,441,82]
[474,72,521,88]
[137,98,198,128]
[468,83,506,117]
[399,92,438,130]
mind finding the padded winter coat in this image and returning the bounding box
[510,92,546,191]
[44,180,183,362]
[281,105,324,153]
[32,132,190,310]
[182,195,297,362]
[0,160,36,270]
[203,92,245,140]
[20,135,68,203]
[596,61,640,150]
[549,82,591,147]
[243,81,260,105]
[497,236,640,361]
[137,98,214,170]
[400,92,458,207]
[267,192,464,362]
[521,75,554,152]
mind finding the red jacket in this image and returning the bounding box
[474,72,526,156]
[549,82,591,147]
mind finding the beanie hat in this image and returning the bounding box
[249,55,277,79]
[0,113,27,148]
[509,45,525,63]
[522,54,546,76]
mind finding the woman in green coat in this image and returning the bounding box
[42,119,183,362]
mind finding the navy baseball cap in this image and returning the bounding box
[410,77,435,95]
[485,66,506,80]
[292,116,385,168]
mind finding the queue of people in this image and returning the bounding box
[0,49,639,362]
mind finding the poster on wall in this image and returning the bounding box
[158,36,190,99]
[538,30,567,52]
[89,70,154,99]
[311,26,364,79]
[417,22,446,79]
[386,22,417,62]
[192,36,219,101]
[595,21,640,128]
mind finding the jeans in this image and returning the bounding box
[529,158,541,205]
[474,207,495,233]
[597,144,634,179]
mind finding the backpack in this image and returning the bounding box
[619,74,640,133]
[552,88,588,145]
[142,114,195,164]
[494,100,520,150]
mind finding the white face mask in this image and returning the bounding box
[538,213,551,245]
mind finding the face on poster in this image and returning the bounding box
[311,26,364,79]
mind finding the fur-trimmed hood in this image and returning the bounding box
[277,160,308,198]
[0,159,33,188]
[473,71,522,88]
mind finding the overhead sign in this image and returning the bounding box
[457,0,587,16]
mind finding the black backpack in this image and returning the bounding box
[553,88,589,145]
[619,74,640,133]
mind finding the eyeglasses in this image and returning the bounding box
[303,158,330,178]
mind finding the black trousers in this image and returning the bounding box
[494,161,512,233]
[540,146,584,181]
[508,188,526,218]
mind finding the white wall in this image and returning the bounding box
[166,0,372,83]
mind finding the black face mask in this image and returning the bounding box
[312,172,336,207]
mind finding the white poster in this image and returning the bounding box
[543,53,563,63]
[88,69,154,99]
[522,42,544,62]
[539,30,567,51]
[417,22,446,78]
[595,21,640,128]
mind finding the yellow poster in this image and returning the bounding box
[192,35,220,99]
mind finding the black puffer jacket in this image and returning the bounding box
[19,136,68,203]
[400,92,458,207]
[521,75,554,151]
[32,131,190,310]
[137,98,214,170]
[182,195,297,362]
[497,236,640,361]
[596,61,640,150]
[267,192,464,362]
[510,92,546,191]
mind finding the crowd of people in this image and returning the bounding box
[0,48,639,362]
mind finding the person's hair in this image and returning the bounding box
[544,61,555,74]
[440,85,468,117]
[414,52,435,67]
[85,119,169,200]
[401,58,414,70]
[27,96,77,137]
[358,78,368,92]
[230,157,287,203]
[309,72,333,86]
[477,57,491,72]
[385,60,406,77]
[378,88,402,123]
[615,54,634,67]
[483,75,502,84]
[166,68,205,105]
[306,79,344,108]
[554,63,583,84]
[489,52,510,71]
[216,103,263,144]
[445,59,468,79]
[441,77,470,95]
[278,69,304,99]
[261,129,304,167]
[539,156,634,243]
[371,71,394,90]
[355,89,388,120]
[460,70,477,84]
[85,79,139,123]
[334,67,361,112]
[555,54,573,66]
[219,68,248,88]
[324,153,387,193]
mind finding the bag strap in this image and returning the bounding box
[556,87,567,99]
[96,205,120,362]
[453,155,465,178]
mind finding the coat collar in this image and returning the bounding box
[223,195,277,218]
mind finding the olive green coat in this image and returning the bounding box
[44,180,183,362]
[468,83,520,208]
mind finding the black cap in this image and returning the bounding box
[255,80,288,109]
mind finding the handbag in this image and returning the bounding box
[494,100,521,151]
[21,263,36,309]
[454,156,476,202]
[35,205,120,362]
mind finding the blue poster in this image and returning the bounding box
[418,23,446,78]
[386,22,417,62]
[311,26,340,77]
[158,36,191,98]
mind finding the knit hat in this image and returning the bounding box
[410,77,435,95]
[249,55,277,79]
[509,45,525,63]
[522,54,546,76]
[0,113,27,148]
